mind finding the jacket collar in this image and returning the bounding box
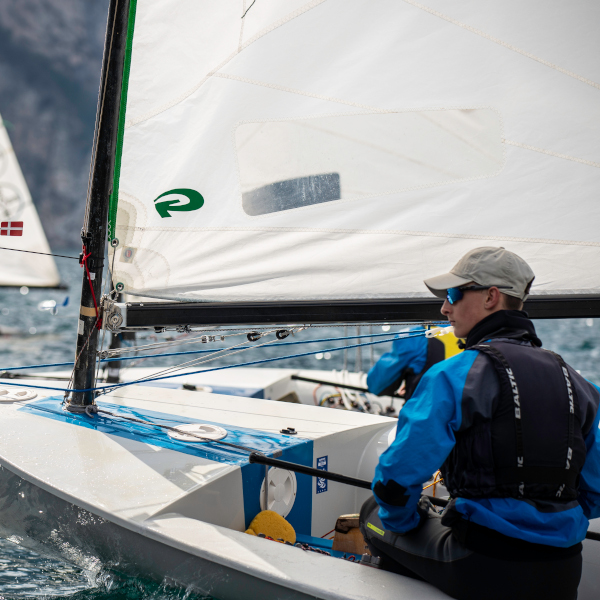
[464,310,542,349]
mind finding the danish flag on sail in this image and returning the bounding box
[0,221,23,236]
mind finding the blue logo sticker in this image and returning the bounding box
[316,456,328,494]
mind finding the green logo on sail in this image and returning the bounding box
[154,188,204,218]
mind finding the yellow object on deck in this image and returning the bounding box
[246,510,296,544]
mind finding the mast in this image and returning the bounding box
[68,0,131,410]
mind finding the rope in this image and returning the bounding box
[120,329,287,388]
[95,248,117,383]
[1,329,429,372]
[106,328,258,355]
[0,247,79,260]
[1,361,76,372]
[80,245,101,329]
[0,333,405,394]
[103,327,427,359]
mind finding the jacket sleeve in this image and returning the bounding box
[578,381,600,520]
[372,351,479,532]
[366,330,428,396]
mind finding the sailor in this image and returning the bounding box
[366,325,462,400]
[360,247,600,600]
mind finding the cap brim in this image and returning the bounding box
[424,272,473,299]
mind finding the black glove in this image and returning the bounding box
[394,496,435,536]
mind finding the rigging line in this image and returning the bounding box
[118,329,289,387]
[96,250,117,384]
[115,329,285,384]
[105,332,398,391]
[64,271,115,398]
[0,361,75,372]
[119,338,265,385]
[124,321,443,334]
[64,309,102,400]
[0,333,401,393]
[0,330,429,372]
[103,327,428,359]
[80,246,101,328]
[102,329,425,362]
[0,247,79,260]
[108,328,250,354]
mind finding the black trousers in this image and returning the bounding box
[360,497,582,600]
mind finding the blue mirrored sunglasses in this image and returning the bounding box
[446,285,511,305]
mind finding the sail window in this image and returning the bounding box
[236,109,504,216]
[242,173,340,216]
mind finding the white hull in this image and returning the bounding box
[0,384,446,598]
[0,379,598,598]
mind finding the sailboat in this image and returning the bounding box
[0,113,60,289]
[0,2,599,599]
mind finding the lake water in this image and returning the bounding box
[0,254,599,598]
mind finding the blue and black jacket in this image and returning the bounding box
[367,326,462,399]
[373,311,600,547]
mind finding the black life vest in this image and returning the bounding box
[441,340,586,501]
[403,337,446,400]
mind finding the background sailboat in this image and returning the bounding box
[0,112,60,288]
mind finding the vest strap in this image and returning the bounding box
[495,467,578,488]
[543,350,580,474]
[474,344,525,472]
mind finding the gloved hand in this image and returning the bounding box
[395,496,437,536]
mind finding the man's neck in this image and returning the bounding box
[464,310,541,349]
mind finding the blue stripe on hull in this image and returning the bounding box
[20,397,306,464]
[21,397,315,537]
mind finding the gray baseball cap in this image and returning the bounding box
[424,247,535,301]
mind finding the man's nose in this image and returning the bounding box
[441,299,451,316]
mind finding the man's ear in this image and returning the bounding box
[484,286,502,310]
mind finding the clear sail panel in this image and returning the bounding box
[237,110,503,215]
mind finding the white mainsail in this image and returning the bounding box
[111,1,600,302]
[0,113,60,288]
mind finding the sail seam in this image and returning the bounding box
[124,0,328,129]
[401,0,600,91]
[238,0,247,51]
[214,72,388,113]
[111,225,600,248]
[504,139,600,169]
